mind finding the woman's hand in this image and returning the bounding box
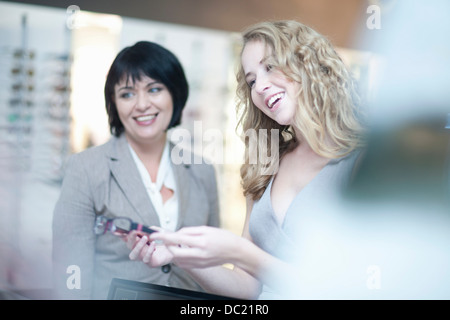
[124,230,173,267]
[149,226,243,269]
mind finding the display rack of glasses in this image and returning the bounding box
[0,48,34,174]
[0,26,72,186]
[29,52,72,184]
[0,12,73,290]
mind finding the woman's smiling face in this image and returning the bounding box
[114,74,173,146]
[241,40,300,126]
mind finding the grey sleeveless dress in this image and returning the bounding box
[249,151,360,299]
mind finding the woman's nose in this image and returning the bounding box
[136,91,151,110]
[254,77,271,95]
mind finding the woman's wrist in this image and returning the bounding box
[229,235,273,281]
[229,235,252,270]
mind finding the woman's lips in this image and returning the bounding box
[266,92,285,110]
[134,113,157,125]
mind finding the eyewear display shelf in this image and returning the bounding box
[0,14,72,292]
[0,47,72,185]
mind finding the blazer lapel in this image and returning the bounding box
[170,143,191,229]
[107,134,160,227]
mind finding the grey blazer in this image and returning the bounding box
[52,134,220,299]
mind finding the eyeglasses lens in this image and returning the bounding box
[111,218,132,236]
[94,216,108,235]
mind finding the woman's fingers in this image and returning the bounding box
[149,226,164,232]
[142,241,156,264]
[150,233,199,248]
[149,226,210,247]
[124,231,136,249]
[129,235,148,260]
[145,226,231,269]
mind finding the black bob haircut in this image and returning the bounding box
[104,41,189,137]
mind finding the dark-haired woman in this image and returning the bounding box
[52,41,220,299]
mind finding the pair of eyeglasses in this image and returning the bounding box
[94,215,155,236]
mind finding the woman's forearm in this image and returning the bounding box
[184,235,293,299]
[230,236,299,298]
[186,265,261,299]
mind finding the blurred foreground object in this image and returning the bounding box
[349,117,449,206]
[268,0,450,299]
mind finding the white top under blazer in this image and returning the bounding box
[128,141,179,231]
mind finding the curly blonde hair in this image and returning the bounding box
[236,20,365,201]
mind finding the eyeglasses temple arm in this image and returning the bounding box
[131,222,155,234]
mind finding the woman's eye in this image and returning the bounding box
[120,92,134,99]
[247,79,255,88]
[266,64,273,72]
[149,87,162,93]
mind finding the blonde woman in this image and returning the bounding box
[127,20,365,299]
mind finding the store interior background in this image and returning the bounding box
[2,0,448,298]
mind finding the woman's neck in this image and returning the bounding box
[291,125,336,159]
[126,133,167,166]
[291,127,315,156]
